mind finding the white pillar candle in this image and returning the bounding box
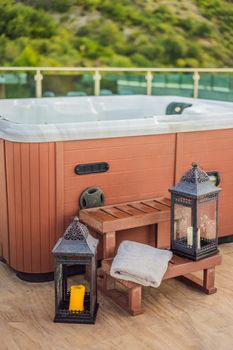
[187,226,193,246]
[174,221,177,235]
[197,229,201,250]
[187,227,201,249]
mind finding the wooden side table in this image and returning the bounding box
[80,198,222,316]
[79,197,171,259]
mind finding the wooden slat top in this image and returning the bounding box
[163,253,222,279]
[79,197,171,234]
[101,253,222,286]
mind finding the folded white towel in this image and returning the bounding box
[110,240,173,288]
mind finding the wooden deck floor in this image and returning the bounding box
[0,244,233,350]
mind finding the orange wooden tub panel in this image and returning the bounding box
[0,129,232,274]
[175,129,233,237]
[0,139,9,263]
[3,141,58,273]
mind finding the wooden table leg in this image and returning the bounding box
[157,221,170,248]
[103,231,116,259]
[203,267,217,294]
[177,267,217,295]
[148,224,156,248]
[128,285,143,316]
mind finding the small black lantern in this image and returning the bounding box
[169,163,221,260]
[52,217,99,324]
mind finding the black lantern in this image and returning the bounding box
[169,163,221,260]
[52,217,99,324]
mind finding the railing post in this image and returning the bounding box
[0,80,6,98]
[193,71,200,98]
[93,71,101,96]
[34,69,43,98]
[146,71,153,96]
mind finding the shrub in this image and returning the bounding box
[0,2,56,39]
[16,0,75,12]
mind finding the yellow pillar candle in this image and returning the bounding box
[69,285,85,312]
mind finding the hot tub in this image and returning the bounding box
[0,95,233,278]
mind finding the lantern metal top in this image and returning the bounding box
[169,162,221,198]
[52,217,98,257]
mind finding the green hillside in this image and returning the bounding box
[0,0,233,68]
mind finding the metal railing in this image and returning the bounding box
[1,66,233,98]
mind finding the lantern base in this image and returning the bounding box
[171,248,219,261]
[54,303,99,324]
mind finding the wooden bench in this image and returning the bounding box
[80,197,222,316]
[79,197,171,259]
[99,254,222,316]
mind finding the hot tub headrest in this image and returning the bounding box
[166,102,192,115]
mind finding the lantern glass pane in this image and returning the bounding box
[55,262,63,309]
[174,204,192,247]
[198,200,217,247]
[65,263,92,313]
